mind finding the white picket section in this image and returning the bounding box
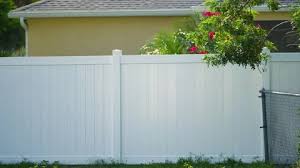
[0,52,298,164]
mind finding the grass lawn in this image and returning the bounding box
[0,159,284,168]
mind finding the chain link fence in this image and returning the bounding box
[261,90,300,164]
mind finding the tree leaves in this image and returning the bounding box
[140,0,281,69]
[0,0,36,52]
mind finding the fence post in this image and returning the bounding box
[260,47,271,162]
[112,49,122,162]
[260,89,270,162]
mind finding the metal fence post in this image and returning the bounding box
[260,47,271,162]
[260,89,270,162]
[112,49,122,162]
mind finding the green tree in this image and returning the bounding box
[0,0,24,51]
[0,0,37,56]
[141,0,280,69]
[291,1,300,48]
[188,0,279,69]
[292,1,300,29]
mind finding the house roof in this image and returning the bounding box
[9,0,204,18]
[9,0,295,18]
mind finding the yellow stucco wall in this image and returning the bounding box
[27,12,291,56]
[27,16,185,56]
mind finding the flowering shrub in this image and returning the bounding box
[202,11,221,17]
[141,0,281,69]
[188,0,280,69]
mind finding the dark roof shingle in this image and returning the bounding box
[15,0,204,12]
[9,0,297,18]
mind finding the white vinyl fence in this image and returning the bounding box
[0,51,299,164]
[267,53,300,93]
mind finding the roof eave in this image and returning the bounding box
[8,5,291,19]
[8,9,196,18]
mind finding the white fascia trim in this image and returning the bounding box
[8,9,196,18]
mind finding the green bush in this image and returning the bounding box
[140,31,190,55]
[291,1,300,49]
[0,47,25,57]
[141,0,280,69]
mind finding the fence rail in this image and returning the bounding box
[0,51,299,164]
[263,90,300,97]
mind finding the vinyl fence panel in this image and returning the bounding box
[270,53,300,93]
[121,60,263,163]
[1,53,298,164]
[0,57,114,164]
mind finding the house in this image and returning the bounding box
[8,0,296,56]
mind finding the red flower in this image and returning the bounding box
[202,11,221,17]
[199,51,208,54]
[209,32,216,40]
[202,11,214,17]
[188,45,198,53]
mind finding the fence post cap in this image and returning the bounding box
[262,47,271,55]
[112,49,122,56]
